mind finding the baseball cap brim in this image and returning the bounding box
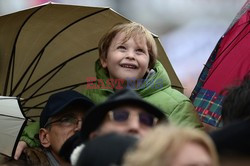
[40,96,94,128]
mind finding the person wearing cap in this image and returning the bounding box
[13,90,94,165]
[82,88,167,140]
[60,88,167,164]
[39,90,94,165]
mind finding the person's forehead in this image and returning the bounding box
[52,108,84,119]
[112,32,146,44]
[112,105,147,113]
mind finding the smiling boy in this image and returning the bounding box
[84,22,203,129]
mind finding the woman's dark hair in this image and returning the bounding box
[221,73,250,125]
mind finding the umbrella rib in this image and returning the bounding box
[0,114,25,120]
[21,49,44,96]
[24,82,89,100]
[10,50,15,95]
[23,107,43,109]
[4,6,45,96]
[0,97,16,100]
[205,23,249,82]
[25,115,40,118]
[22,81,91,113]
[11,7,109,96]
[21,64,65,106]
[18,47,97,97]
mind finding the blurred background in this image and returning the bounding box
[0,0,247,97]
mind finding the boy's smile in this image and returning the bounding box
[100,32,150,81]
[120,63,138,69]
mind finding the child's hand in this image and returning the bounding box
[14,141,28,160]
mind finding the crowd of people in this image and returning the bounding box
[1,22,249,166]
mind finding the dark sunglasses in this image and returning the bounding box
[44,115,81,128]
[108,109,158,127]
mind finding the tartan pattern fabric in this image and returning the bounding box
[192,88,224,127]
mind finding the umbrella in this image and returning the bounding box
[0,96,27,157]
[0,3,182,120]
[190,1,250,128]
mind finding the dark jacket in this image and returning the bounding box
[1,147,50,166]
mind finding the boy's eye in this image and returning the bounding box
[136,49,145,54]
[117,46,126,50]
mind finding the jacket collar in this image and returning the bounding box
[94,59,171,96]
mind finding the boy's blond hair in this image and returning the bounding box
[123,125,219,166]
[98,22,158,69]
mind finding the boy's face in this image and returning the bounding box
[101,32,150,81]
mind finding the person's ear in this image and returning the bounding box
[89,131,99,140]
[39,128,51,148]
[100,57,107,68]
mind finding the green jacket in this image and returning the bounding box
[21,60,203,147]
[20,121,40,147]
[84,60,203,128]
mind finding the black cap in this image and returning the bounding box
[210,119,250,155]
[40,90,94,128]
[80,88,167,140]
[76,132,138,166]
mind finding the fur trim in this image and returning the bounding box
[70,144,85,165]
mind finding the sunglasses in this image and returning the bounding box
[108,109,158,127]
[44,114,82,128]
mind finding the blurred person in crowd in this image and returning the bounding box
[76,132,138,166]
[210,120,250,166]
[82,88,167,140]
[221,73,250,126]
[60,88,168,164]
[123,125,219,166]
[10,90,94,165]
[210,73,250,165]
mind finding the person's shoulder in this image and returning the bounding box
[142,87,192,115]
[83,88,112,104]
[23,147,50,166]
[155,87,190,104]
[0,147,49,166]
